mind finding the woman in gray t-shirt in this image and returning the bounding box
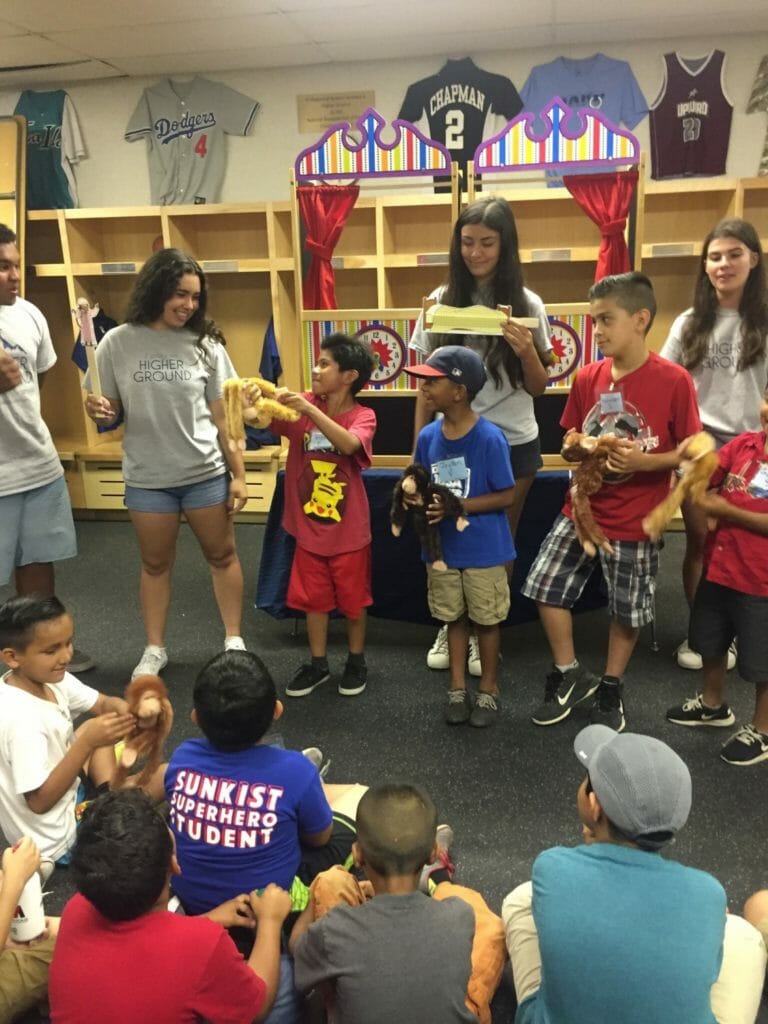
[409,197,554,676]
[660,218,768,670]
[84,248,248,679]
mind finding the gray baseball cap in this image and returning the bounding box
[573,725,692,849]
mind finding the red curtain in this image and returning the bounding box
[297,184,360,309]
[563,169,639,282]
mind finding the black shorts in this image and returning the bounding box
[510,437,543,479]
[689,579,768,683]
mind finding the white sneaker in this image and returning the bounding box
[676,640,702,671]
[467,633,481,677]
[427,625,449,670]
[224,636,246,651]
[727,641,737,672]
[132,645,168,679]
[676,639,737,672]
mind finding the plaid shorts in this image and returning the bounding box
[521,514,660,628]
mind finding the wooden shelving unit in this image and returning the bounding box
[25,152,768,508]
[25,203,296,516]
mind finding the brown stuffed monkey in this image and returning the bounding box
[111,675,173,789]
[561,431,627,557]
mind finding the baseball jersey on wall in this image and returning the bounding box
[747,56,768,177]
[125,77,260,205]
[649,51,732,180]
[397,58,522,188]
[13,90,86,210]
[521,54,648,131]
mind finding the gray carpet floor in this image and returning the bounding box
[2,521,766,1021]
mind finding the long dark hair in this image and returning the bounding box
[125,248,225,361]
[440,196,530,389]
[680,218,768,372]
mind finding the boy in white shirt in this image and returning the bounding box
[0,595,134,876]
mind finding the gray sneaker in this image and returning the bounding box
[531,666,600,726]
[302,747,332,778]
[131,645,168,679]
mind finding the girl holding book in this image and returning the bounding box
[409,196,553,671]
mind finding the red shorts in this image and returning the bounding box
[287,545,372,619]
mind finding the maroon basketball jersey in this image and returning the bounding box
[649,50,732,179]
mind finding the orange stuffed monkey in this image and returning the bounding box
[642,431,719,541]
[111,675,173,789]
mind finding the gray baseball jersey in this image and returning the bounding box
[125,76,259,205]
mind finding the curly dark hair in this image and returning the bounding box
[680,219,768,372]
[439,196,533,390]
[125,247,225,362]
[72,790,173,921]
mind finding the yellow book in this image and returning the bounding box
[425,303,539,335]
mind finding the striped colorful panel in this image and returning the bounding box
[475,98,639,173]
[302,319,420,390]
[295,107,452,179]
[545,313,599,389]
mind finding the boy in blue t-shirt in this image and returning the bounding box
[408,347,516,728]
[165,650,355,916]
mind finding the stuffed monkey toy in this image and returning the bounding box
[223,376,299,451]
[561,432,627,557]
[111,675,173,789]
[391,463,469,571]
[642,431,718,541]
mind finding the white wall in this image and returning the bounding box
[1,31,767,207]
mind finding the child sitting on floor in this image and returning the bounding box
[0,836,59,1024]
[290,783,505,1024]
[0,595,136,877]
[165,649,359,917]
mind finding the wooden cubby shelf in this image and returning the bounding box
[25,174,766,512]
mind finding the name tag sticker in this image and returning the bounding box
[307,430,334,452]
[750,462,768,495]
[600,391,625,415]
[433,457,468,486]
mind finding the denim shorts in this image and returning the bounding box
[124,473,229,513]
[0,476,77,585]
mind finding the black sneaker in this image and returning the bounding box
[445,689,472,725]
[286,663,330,698]
[589,681,626,732]
[531,666,600,726]
[338,661,367,697]
[469,691,499,728]
[720,724,768,766]
[666,695,735,728]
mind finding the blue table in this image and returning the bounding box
[255,470,605,625]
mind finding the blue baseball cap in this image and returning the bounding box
[407,345,486,398]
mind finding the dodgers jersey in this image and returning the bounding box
[125,77,260,205]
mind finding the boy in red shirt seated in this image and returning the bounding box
[49,789,291,1023]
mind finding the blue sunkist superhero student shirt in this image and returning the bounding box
[165,739,333,915]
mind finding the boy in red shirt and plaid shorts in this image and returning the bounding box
[522,273,701,733]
